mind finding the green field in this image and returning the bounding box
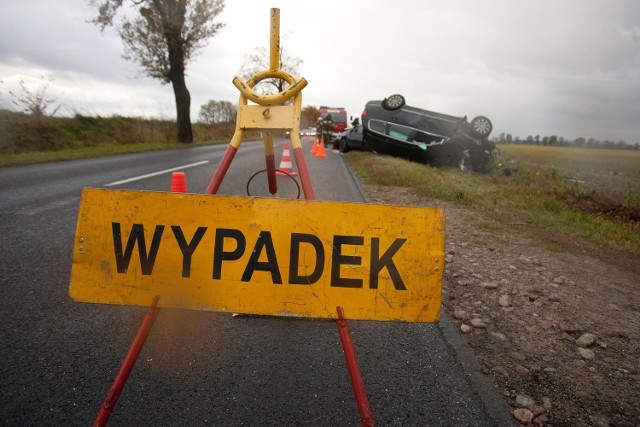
[346,145,640,271]
[498,144,640,198]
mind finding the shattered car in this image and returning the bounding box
[337,125,368,153]
[361,94,496,171]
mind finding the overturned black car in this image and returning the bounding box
[360,94,496,171]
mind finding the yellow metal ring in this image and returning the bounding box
[232,69,308,106]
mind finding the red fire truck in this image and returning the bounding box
[317,106,348,135]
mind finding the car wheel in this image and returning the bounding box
[382,94,405,110]
[470,116,493,138]
[339,138,350,153]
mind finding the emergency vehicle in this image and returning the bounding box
[317,106,348,135]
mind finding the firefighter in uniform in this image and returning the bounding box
[321,114,334,147]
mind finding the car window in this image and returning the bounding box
[388,124,414,142]
[369,119,442,150]
[413,130,446,146]
[368,119,386,134]
[369,119,415,143]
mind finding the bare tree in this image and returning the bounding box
[8,77,61,117]
[239,40,303,95]
[91,0,225,143]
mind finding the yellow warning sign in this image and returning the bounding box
[69,188,444,322]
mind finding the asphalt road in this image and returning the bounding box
[0,138,514,426]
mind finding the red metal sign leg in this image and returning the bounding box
[265,153,277,195]
[206,145,239,195]
[263,132,278,195]
[293,146,315,200]
[93,295,160,427]
[336,306,374,426]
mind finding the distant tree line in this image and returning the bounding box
[198,100,236,124]
[493,133,639,150]
[198,100,319,128]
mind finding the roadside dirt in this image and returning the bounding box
[365,185,640,427]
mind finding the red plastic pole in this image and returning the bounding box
[205,145,238,195]
[265,152,277,195]
[336,306,374,427]
[93,295,160,427]
[293,146,315,200]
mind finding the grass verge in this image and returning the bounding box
[346,150,640,271]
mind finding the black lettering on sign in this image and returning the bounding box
[370,238,407,290]
[241,231,282,284]
[212,228,245,280]
[331,235,364,288]
[112,223,164,275]
[288,233,324,285]
[171,226,207,278]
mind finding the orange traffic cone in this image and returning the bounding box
[276,143,298,176]
[171,171,187,193]
[310,136,318,154]
[316,138,326,158]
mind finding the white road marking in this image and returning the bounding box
[104,160,210,187]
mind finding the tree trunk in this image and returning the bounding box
[171,70,193,143]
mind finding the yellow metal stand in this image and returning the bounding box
[205,8,314,199]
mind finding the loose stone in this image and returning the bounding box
[516,394,535,407]
[578,347,596,360]
[453,309,469,320]
[513,408,533,423]
[490,332,507,341]
[470,318,486,328]
[499,294,512,307]
[576,332,596,347]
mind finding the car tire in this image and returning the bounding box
[470,116,493,138]
[338,138,350,153]
[382,94,405,110]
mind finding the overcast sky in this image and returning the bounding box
[1,0,639,143]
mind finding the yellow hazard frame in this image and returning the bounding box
[205,9,314,199]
